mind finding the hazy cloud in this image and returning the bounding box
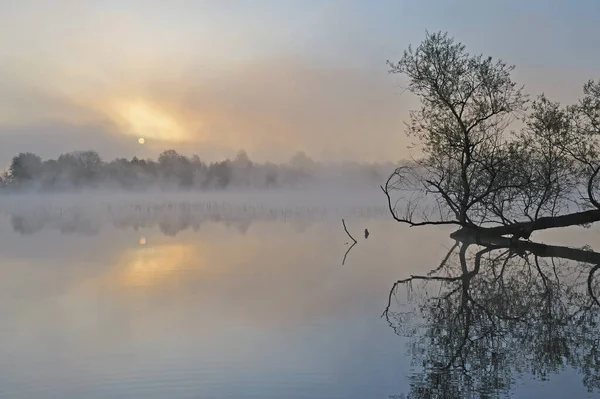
[0,0,598,165]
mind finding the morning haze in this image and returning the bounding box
[1,0,598,165]
[2,1,600,399]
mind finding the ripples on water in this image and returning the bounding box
[0,193,599,398]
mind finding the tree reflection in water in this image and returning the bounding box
[384,233,600,398]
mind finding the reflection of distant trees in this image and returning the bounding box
[10,215,45,235]
[4,202,389,236]
[385,235,600,398]
[1,150,398,191]
[10,211,100,236]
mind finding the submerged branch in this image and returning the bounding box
[342,241,357,266]
[342,219,358,244]
[341,219,359,265]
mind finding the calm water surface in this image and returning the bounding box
[0,193,598,398]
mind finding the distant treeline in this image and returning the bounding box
[0,150,398,191]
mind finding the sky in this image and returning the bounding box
[0,0,598,165]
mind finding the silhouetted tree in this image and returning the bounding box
[52,151,103,187]
[158,150,194,187]
[9,152,43,184]
[231,150,254,187]
[190,154,208,187]
[383,31,600,239]
[76,151,103,180]
[264,162,279,188]
[206,160,232,189]
[289,151,314,170]
[233,150,252,169]
[0,148,392,192]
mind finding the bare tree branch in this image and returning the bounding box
[341,218,357,244]
[342,241,357,266]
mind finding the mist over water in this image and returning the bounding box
[2,0,600,396]
[0,191,598,398]
[0,149,399,194]
[0,191,409,399]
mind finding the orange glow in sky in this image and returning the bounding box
[110,99,190,143]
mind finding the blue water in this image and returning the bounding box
[0,195,596,398]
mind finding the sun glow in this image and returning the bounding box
[119,244,196,287]
[111,99,189,142]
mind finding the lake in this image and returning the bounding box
[0,192,598,398]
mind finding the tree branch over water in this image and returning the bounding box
[384,31,600,240]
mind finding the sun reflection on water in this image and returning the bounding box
[119,243,196,287]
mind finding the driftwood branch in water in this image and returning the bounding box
[342,241,357,266]
[341,219,358,265]
[342,219,358,244]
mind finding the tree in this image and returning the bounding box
[74,151,103,183]
[383,32,600,240]
[52,151,103,187]
[158,150,193,187]
[206,160,232,189]
[39,159,60,188]
[289,151,315,172]
[9,152,43,183]
[264,162,280,188]
[0,147,383,192]
[233,150,252,169]
[190,155,208,188]
[231,150,253,187]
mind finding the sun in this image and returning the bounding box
[111,99,188,142]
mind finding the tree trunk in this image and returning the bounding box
[454,209,600,239]
[451,229,600,264]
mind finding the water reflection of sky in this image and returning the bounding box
[0,200,597,398]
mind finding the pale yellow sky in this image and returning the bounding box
[0,0,598,163]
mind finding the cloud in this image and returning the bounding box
[0,0,417,163]
[158,58,412,162]
[0,54,414,163]
[1,0,598,164]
